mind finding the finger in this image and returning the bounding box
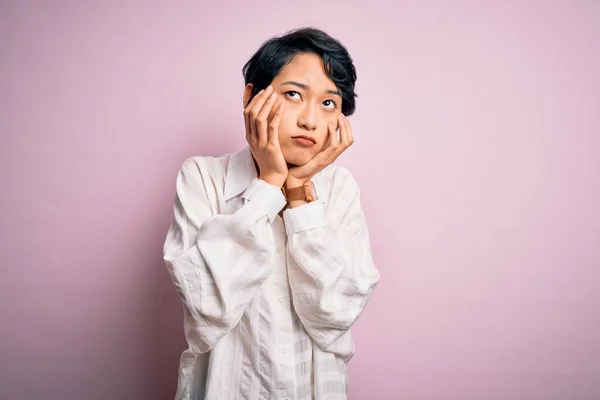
[250,86,274,145]
[245,89,264,114]
[257,92,278,146]
[311,124,335,165]
[310,125,337,166]
[325,123,337,153]
[315,123,331,153]
[340,114,354,147]
[333,114,349,157]
[317,121,342,164]
[268,102,284,146]
[248,86,272,113]
[244,89,264,143]
[248,86,274,142]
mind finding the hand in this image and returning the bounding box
[244,85,288,188]
[286,113,354,187]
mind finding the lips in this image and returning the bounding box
[291,135,316,144]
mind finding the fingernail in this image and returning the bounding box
[266,85,273,91]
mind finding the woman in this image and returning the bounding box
[163,27,380,400]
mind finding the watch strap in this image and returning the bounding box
[282,181,315,203]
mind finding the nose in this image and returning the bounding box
[297,104,317,131]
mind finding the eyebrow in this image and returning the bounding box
[280,81,341,97]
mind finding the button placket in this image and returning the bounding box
[271,216,296,395]
[276,244,285,255]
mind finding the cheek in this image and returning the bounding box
[277,113,296,139]
[316,115,339,143]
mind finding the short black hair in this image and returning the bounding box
[242,27,358,116]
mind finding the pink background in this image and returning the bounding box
[1,1,599,399]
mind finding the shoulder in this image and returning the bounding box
[175,154,230,183]
[318,164,365,226]
[179,154,228,175]
[319,164,361,196]
[172,154,231,199]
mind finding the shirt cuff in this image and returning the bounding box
[282,201,326,235]
[242,178,286,224]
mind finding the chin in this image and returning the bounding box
[283,149,312,167]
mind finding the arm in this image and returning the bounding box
[163,158,285,354]
[164,84,289,354]
[283,167,380,358]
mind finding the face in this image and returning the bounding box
[244,52,343,166]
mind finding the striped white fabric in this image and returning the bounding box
[163,146,380,400]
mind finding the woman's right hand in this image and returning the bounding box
[244,85,288,188]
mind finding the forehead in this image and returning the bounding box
[273,53,337,90]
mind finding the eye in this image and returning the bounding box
[285,91,301,100]
[323,99,337,109]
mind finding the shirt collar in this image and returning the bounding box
[223,145,327,202]
[224,146,257,201]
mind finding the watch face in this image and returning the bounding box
[304,182,314,202]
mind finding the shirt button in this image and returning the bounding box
[277,295,284,303]
[281,347,288,354]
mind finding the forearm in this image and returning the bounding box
[164,177,286,352]
[283,196,380,350]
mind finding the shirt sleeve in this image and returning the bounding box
[282,167,380,360]
[163,158,286,354]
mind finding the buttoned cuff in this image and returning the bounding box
[282,201,326,235]
[242,178,286,224]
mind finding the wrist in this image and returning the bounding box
[260,174,286,188]
[284,176,308,189]
[283,178,315,208]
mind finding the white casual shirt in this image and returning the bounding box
[163,146,380,400]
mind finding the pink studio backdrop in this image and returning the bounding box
[1,1,599,399]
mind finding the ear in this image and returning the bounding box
[243,83,254,108]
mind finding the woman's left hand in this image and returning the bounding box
[286,113,354,187]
